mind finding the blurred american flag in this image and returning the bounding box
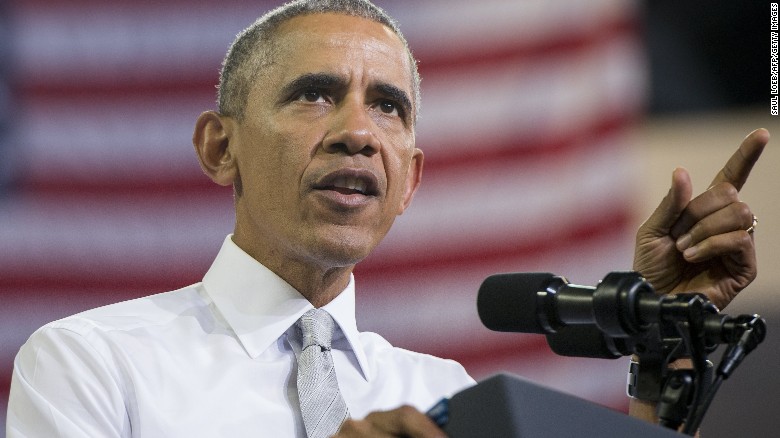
[0,0,647,431]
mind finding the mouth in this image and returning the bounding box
[312,168,380,198]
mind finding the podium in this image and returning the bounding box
[440,374,681,437]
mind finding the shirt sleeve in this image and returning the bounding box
[6,325,131,438]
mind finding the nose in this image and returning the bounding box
[322,100,380,156]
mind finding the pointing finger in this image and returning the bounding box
[708,128,769,191]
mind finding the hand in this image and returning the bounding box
[633,128,769,309]
[333,405,446,438]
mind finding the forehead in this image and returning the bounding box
[267,13,413,90]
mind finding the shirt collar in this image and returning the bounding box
[202,235,371,381]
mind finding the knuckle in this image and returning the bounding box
[736,231,753,247]
[397,404,416,417]
[733,202,752,222]
[718,182,739,201]
[364,411,381,422]
[339,418,368,435]
[395,405,420,423]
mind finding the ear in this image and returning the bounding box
[397,148,424,214]
[192,111,237,186]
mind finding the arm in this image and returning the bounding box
[629,128,769,422]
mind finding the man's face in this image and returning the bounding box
[230,13,422,272]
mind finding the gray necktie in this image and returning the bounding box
[294,309,350,438]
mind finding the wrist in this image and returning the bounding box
[627,355,711,401]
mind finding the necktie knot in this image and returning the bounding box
[296,308,335,352]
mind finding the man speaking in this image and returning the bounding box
[7,1,768,437]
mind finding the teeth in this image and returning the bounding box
[333,176,367,194]
[351,178,367,193]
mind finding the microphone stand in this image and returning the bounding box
[657,368,695,430]
[544,272,766,435]
[594,273,766,436]
[683,314,766,433]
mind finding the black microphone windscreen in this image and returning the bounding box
[477,273,554,334]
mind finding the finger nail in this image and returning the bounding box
[676,234,692,251]
[683,246,698,259]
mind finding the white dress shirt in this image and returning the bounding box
[7,236,475,437]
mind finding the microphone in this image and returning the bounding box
[476,272,557,335]
[477,271,661,338]
[477,270,768,432]
[476,271,739,359]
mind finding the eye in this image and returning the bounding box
[377,100,400,116]
[296,89,326,103]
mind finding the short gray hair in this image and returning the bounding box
[217,0,420,122]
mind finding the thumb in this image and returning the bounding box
[640,167,692,237]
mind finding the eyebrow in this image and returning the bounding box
[279,72,414,118]
[278,72,344,100]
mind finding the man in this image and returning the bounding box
[7,0,768,437]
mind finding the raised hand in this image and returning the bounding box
[633,128,769,309]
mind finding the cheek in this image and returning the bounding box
[383,149,414,202]
[239,134,307,206]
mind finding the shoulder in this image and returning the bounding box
[359,331,475,394]
[14,283,213,389]
[18,283,213,367]
[40,283,208,337]
[361,331,464,370]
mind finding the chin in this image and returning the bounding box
[309,233,378,268]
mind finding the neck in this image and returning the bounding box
[230,234,354,308]
[288,265,353,308]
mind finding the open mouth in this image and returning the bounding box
[323,176,370,195]
[313,169,380,197]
